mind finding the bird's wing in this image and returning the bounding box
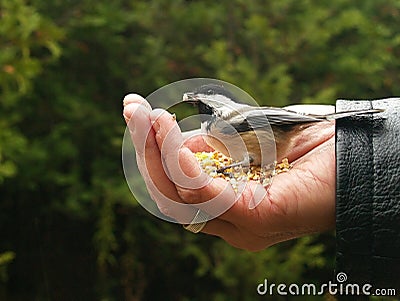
[219,108,321,134]
[219,105,384,135]
[283,104,335,115]
[283,104,384,120]
[255,107,322,126]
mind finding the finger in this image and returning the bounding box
[181,129,214,152]
[150,109,210,190]
[183,134,214,153]
[123,93,152,110]
[150,109,238,218]
[122,96,219,224]
[124,103,197,222]
[125,103,153,155]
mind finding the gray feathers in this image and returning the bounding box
[216,107,322,135]
[184,84,384,135]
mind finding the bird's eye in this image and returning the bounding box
[206,89,215,95]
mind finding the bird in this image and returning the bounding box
[182,84,384,172]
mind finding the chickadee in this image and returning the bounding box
[183,84,383,171]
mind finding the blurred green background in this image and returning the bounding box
[1,0,399,300]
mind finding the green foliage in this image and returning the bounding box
[210,236,327,300]
[0,0,63,99]
[0,0,63,183]
[1,0,400,300]
[0,251,15,283]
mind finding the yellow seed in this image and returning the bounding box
[194,151,292,189]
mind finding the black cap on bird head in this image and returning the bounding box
[183,84,239,116]
[194,84,238,100]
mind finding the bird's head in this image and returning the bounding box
[183,84,241,118]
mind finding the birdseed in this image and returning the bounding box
[194,151,292,191]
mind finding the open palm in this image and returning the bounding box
[123,94,335,251]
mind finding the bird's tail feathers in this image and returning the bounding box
[315,108,385,120]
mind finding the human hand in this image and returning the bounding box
[123,94,335,251]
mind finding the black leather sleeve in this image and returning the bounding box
[335,98,400,292]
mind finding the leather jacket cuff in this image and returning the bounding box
[335,98,400,290]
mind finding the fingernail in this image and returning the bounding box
[123,94,141,106]
[123,93,152,111]
[123,104,136,123]
[124,104,150,134]
[150,108,168,133]
[123,112,130,123]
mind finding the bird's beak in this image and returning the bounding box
[182,92,199,104]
